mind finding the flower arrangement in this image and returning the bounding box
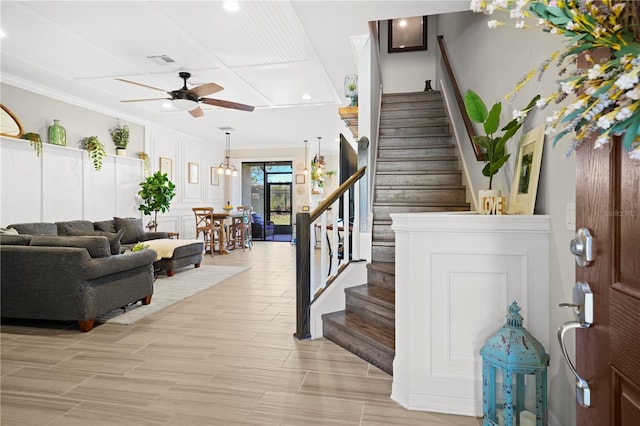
[470,0,640,160]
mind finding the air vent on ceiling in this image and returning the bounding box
[147,54,176,65]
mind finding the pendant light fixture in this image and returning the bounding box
[316,136,324,178]
[217,132,238,177]
[303,139,309,175]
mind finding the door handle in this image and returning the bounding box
[557,281,593,408]
[570,227,594,266]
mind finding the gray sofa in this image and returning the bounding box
[0,233,157,331]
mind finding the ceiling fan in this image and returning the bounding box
[116,71,255,117]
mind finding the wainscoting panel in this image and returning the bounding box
[0,137,42,224]
[42,144,83,222]
[84,155,116,220]
[115,156,144,218]
[390,213,550,416]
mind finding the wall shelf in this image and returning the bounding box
[338,106,358,139]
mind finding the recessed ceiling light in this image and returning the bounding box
[399,19,407,27]
[0,30,6,38]
[224,1,240,12]
[302,94,311,100]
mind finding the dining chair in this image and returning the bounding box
[236,206,253,250]
[192,207,220,255]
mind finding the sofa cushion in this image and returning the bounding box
[93,220,117,233]
[0,228,19,235]
[114,217,147,244]
[64,228,125,255]
[29,235,111,258]
[0,234,32,245]
[56,220,95,236]
[7,222,58,236]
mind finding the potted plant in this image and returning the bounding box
[138,171,176,232]
[464,89,539,204]
[84,136,106,171]
[22,132,42,157]
[110,122,129,156]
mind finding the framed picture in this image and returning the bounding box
[159,157,172,180]
[388,16,427,53]
[210,167,219,186]
[188,162,199,184]
[508,125,545,215]
[295,174,305,184]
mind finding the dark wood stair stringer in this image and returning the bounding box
[322,91,470,375]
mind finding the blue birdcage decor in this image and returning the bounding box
[480,301,549,426]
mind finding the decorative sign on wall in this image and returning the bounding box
[188,162,199,184]
[159,157,172,180]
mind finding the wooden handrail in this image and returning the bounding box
[295,165,366,339]
[309,166,366,222]
[437,35,485,161]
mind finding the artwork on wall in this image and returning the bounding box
[159,157,172,180]
[508,125,545,215]
[388,16,427,53]
[188,162,199,184]
[295,174,305,184]
[210,167,219,186]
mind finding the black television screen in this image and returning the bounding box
[339,134,357,222]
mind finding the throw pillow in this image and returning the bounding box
[0,228,19,235]
[6,222,58,235]
[55,220,94,236]
[29,236,111,258]
[93,220,117,233]
[64,228,125,255]
[114,217,147,244]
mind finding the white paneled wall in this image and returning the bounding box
[0,136,143,226]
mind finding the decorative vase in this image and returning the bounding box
[478,189,505,215]
[116,148,126,156]
[48,119,66,146]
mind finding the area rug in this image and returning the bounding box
[96,265,249,325]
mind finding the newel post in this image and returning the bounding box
[294,212,311,339]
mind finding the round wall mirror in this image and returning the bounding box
[1,104,25,138]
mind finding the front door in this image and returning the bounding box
[575,134,640,424]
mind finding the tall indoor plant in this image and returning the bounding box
[138,171,176,231]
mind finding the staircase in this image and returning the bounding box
[322,91,470,375]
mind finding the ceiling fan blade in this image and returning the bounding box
[201,98,255,112]
[120,98,170,102]
[189,82,223,97]
[189,106,204,118]
[115,78,168,93]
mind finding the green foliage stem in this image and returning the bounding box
[85,136,106,171]
[464,89,539,190]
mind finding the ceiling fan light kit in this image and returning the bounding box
[117,71,255,117]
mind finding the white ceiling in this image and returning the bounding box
[0,1,469,152]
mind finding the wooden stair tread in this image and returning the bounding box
[374,200,471,207]
[378,143,454,149]
[376,170,461,175]
[322,311,395,353]
[376,184,466,190]
[347,284,395,307]
[377,156,458,162]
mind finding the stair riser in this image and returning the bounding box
[379,146,456,158]
[380,126,450,137]
[346,296,395,329]
[379,136,453,147]
[376,173,461,186]
[377,160,459,172]
[375,189,466,203]
[373,204,470,220]
[367,267,395,291]
[323,321,394,375]
[381,108,447,119]
[382,92,442,102]
[372,245,395,263]
[380,117,451,129]
[373,224,394,241]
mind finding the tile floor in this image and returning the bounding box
[1,241,481,426]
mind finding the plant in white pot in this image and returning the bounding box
[110,122,129,156]
[464,89,539,211]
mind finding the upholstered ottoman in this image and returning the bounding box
[144,239,204,277]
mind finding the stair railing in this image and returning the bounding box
[295,165,366,339]
[436,35,485,161]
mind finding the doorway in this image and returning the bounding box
[242,162,293,241]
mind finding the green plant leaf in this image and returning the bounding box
[484,102,502,135]
[488,154,510,174]
[464,90,488,123]
[472,135,491,151]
